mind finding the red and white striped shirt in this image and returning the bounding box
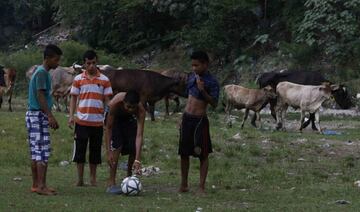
[70,71,113,126]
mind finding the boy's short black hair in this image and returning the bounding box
[44,44,62,59]
[190,50,209,63]
[83,50,97,61]
[124,90,140,105]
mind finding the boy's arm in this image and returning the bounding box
[68,95,78,128]
[37,89,59,129]
[133,104,146,174]
[196,77,219,108]
[105,106,115,167]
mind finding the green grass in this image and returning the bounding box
[1,97,360,211]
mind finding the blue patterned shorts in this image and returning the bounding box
[25,111,51,162]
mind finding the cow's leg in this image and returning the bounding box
[310,113,318,131]
[250,112,257,127]
[64,95,69,113]
[299,110,305,132]
[301,112,317,130]
[225,102,232,128]
[281,105,288,131]
[256,111,261,129]
[148,101,155,121]
[241,108,249,129]
[0,95,2,109]
[173,97,180,113]
[269,98,277,120]
[275,103,283,130]
[164,97,170,116]
[55,96,61,112]
[8,91,12,112]
[314,111,322,134]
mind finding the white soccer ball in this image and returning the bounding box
[121,176,142,196]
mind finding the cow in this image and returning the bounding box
[99,67,184,121]
[0,67,16,111]
[26,65,82,112]
[159,69,188,116]
[223,84,276,129]
[256,69,353,130]
[275,82,339,133]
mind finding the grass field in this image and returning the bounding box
[1,98,360,211]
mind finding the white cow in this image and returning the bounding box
[275,81,339,133]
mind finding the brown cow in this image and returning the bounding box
[100,67,184,121]
[159,69,188,116]
[0,67,16,111]
[223,84,276,128]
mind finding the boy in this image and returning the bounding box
[68,50,113,186]
[26,44,62,195]
[178,51,219,194]
[104,90,146,194]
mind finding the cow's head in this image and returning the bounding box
[263,85,277,99]
[331,84,354,109]
[256,72,280,89]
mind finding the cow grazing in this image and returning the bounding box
[159,69,188,116]
[100,67,184,121]
[223,84,276,128]
[0,67,16,111]
[275,82,339,133]
[256,69,353,130]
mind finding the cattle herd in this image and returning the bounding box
[0,66,354,133]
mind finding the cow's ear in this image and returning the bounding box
[330,84,340,91]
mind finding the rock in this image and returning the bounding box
[354,180,360,187]
[297,158,305,161]
[232,133,241,140]
[211,185,216,189]
[335,200,350,204]
[59,160,69,166]
[141,166,161,176]
[13,177,22,181]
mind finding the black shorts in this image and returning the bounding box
[178,112,212,158]
[111,118,137,156]
[72,124,103,164]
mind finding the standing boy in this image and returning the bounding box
[178,51,219,194]
[68,50,113,186]
[26,44,62,195]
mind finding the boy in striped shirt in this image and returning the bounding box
[68,50,113,186]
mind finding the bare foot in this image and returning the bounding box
[35,188,57,196]
[178,186,189,193]
[195,188,206,196]
[31,187,56,193]
[90,180,97,187]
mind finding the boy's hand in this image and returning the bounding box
[132,161,142,175]
[196,75,205,91]
[68,116,75,129]
[48,115,59,130]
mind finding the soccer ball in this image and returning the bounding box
[121,176,142,196]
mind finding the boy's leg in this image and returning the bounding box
[179,155,190,192]
[31,161,38,190]
[199,156,209,193]
[89,126,103,186]
[108,149,121,186]
[73,124,88,186]
[76,163,85,186]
